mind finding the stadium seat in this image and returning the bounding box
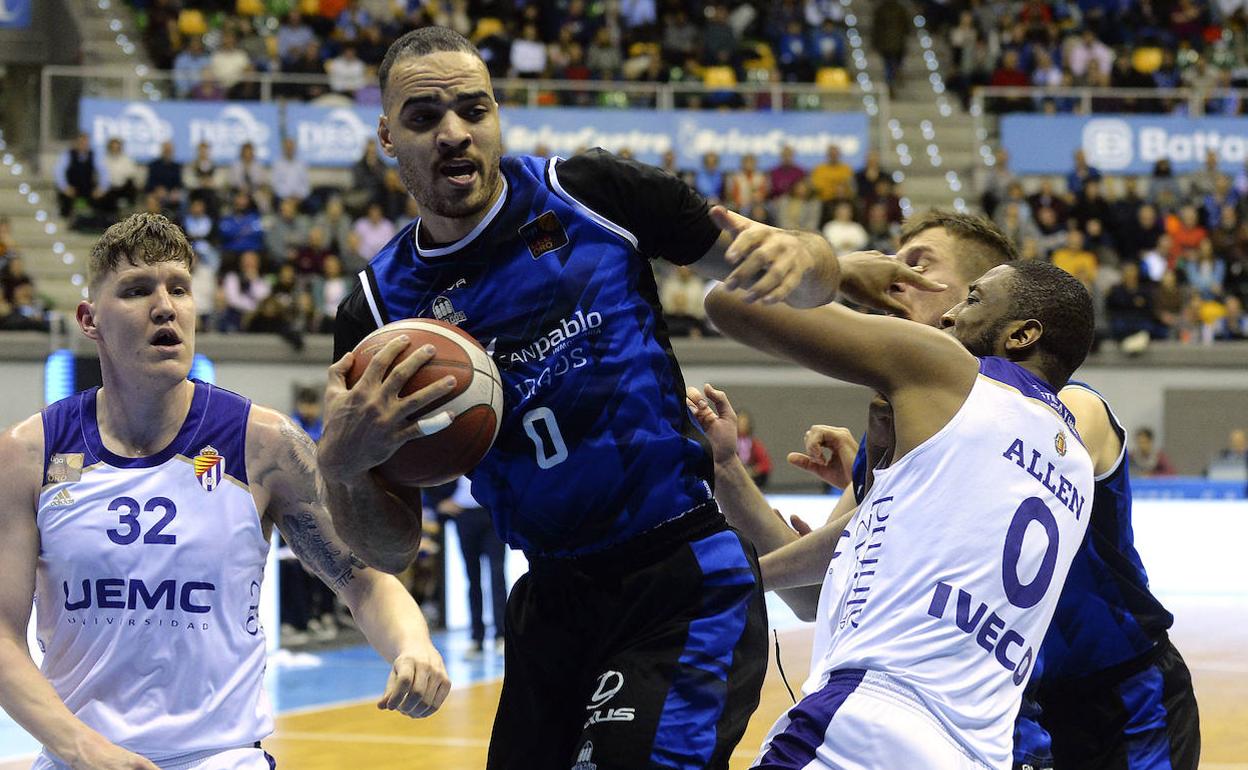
[703,66,738,88]
[816,67,851,90]
[177,8,208,38]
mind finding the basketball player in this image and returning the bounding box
[704,259,1097,768]
[0,214,450,770]
[700,215,1198,768]
[317,26,941,770]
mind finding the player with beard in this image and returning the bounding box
[705,258,1097,769]
[697,212,1199,770]
[317,26,942,770]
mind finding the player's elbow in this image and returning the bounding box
[704,285,743,334]
[357,546,418,576]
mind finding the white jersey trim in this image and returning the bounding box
[546,157,641,250]
[414,176,510,258]
[359,269,385,328]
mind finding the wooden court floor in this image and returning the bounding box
[262,599,1247,769]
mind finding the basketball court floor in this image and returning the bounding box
[2,594,1244,769]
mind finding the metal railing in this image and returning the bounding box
[40,65,892,158]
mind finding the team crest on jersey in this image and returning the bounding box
[46,453,83,484]
[431,295,467,326]
[520,210,569,259]
[194,446,224,491]
[1055,431,1067,457]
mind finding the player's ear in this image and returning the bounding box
[1003,318,1043,356]
[77,298,101,341]
[377,116,397,158]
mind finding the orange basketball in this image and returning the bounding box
[347,319,504,487]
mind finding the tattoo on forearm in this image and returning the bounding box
[283,509,358,591]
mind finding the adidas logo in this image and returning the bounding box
[49,488,75,507]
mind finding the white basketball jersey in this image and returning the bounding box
[33,382,272,765]
[807,358,1093,768]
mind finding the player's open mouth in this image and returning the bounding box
[150,328,182,347]
[439,160,478,187]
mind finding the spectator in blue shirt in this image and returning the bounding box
[694,152,725,203]
[276,10,316,65]
[173,37,212,98]
[218,190,266,257]
[1066,148,1103,197]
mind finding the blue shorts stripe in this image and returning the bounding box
[1119,665,1174,770]
[756,669,867,768]
[648,530,756,769]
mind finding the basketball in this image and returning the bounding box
[346,319,504,487]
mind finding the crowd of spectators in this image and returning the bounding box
[127,0,877,106]
[651,142,905,336]
[54,129,416,346]
[982,146,1248,346]
[0,218,52,332]
[931,0,1248,113]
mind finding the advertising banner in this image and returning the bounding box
[1001,114,1248,176]
[80,98,281,165]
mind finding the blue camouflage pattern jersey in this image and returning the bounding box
[1036,381,1174,681]
[334,151,720,556]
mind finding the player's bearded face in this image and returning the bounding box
[383,53,504,222]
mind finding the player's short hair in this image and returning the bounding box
[900,210,1018,282]
[1004,259,1095,384]
[379,26,484,99]
[88,213,194,292]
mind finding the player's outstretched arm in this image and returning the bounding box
[693,207,842,308]
[248,408,450,719]
[1058,386,1121,477]
[0,419,159,770]
[687,384,800,553]
[318,339,457,573]
[705,287,978,457]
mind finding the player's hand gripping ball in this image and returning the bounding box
[347,319,504,486]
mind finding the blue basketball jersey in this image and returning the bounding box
[1036,382,1174,681]
[334,152,720,556]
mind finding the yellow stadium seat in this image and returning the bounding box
[743,42,776,71]
[1132,47,1163,74]
[703,66,738,88]
[472,17,504,43]
[236,0,264,16]
[816,67,851,90]
[177,9,208,37]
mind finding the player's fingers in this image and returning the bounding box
[701,384,735,419]
[397,410,455,441]
[758,267,806,305]
[740,256,790,302]
[872,292,914,318]
[398,375,457,417]
[710,204,755,239]
[383,343,438,397]
[685,386,709,410]
[360,336,411,388]
[397,666,432,715]
[378,663,406,709]
[791,514,814,536]
[894,264,948,293]
[431,675,452,712]
[724,248,772,293]
[788,451,822,470]
[327,351,353,387]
